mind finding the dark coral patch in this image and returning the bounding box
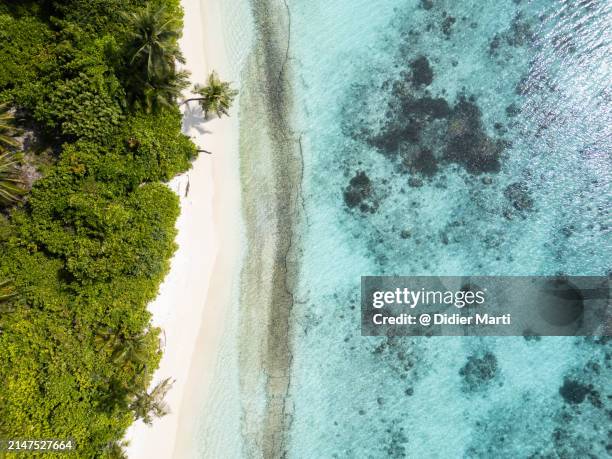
[370,121,420,154]
[347,46,511,179]
[364,73,505,175]
[368,96,450,156]
[410,56,434,87]
[405,148,438,176]
[343,171,377,213]
[441,14,456,38]
[403,96,450,120]
[444,99,504,173]
[459,351,498,391]
[559,378,590,404]
[420,0,433,10]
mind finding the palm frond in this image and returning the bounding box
[0,103,19,148]
[140,70,190,113]
[126,4,183,83]
[130,377,174,425]
[193,71,238,118]
[0,151,23,204]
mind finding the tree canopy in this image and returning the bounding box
[0,0,196,457]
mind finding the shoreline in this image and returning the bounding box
[239,0,302,456]
[125,0,244,457]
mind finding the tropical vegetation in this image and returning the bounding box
[130,377,174,425]
[186,70,239,118]
[0,103,18,148]
[124,3,189,113]
[0,104,22,203]
[0,277,16,305]
[0,0,234,456]
[0,152,21,203]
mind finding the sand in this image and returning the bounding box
[124,0,243,457]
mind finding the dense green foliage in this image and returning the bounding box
[0,1,196,457]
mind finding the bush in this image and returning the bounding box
[0,13,52,93]
[50,0,148,36]
[30,35,125,142]
[119,109,196,182]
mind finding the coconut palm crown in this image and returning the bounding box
[190,71,238,118]
[130,377,174,425]
[125,4,185,82]
[140,70,190,113]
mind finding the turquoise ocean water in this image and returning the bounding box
[280,0,611,457]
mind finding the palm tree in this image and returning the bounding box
[111,334,149,368]
[0,103,19,149]
[183,71,238,118]
[124,4,189,113]
[125,4,185,82]
[95,328,150,369]
[130,377,174,425]
[104,441,128,459]
[139,70,190,113]
[0,152,22,204]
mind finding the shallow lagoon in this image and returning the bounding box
[284,0,611,457]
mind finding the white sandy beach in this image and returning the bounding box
[125,0,244,457]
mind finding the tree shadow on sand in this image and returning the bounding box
[181,102,211,135]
